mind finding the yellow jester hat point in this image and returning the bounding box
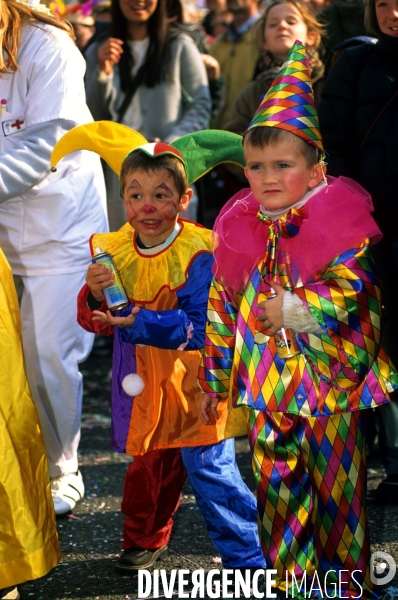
[50,121,246,185]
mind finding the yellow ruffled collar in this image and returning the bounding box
[90,219,212,303]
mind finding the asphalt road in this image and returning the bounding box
[18,342,398,600]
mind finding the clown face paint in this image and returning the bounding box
[123,168,191,246]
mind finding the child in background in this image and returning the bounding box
[51,122,265,576]
[0,248,60,599]
[199,42,397,599]
[225,0,324,137]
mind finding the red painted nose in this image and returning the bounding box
[141,204,157,214]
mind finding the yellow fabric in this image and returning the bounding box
[210,29,260,129]
[91,220,213,303]
[0,249,61,588]
[51,121,147,175]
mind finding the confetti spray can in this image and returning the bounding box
[256,291,301,358]
[273,326,301,359]
[92,250,129,310]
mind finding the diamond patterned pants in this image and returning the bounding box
[247,409,378,599]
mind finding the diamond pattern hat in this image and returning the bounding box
[246,41,324,152]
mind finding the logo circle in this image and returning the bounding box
[370,551,397,586]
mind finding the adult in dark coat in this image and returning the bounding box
[318,0,370,57]
[318,0,398,502]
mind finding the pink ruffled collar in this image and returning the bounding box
[212,176,382,296]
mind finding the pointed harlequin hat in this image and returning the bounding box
[246,41,324,153]
[50,121,245,185]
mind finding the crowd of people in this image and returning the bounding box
[1,0,398,597]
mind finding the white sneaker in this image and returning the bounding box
[0,588,20,599]
[51,470,85,516]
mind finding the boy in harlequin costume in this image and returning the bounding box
[50,122,266,575]
[198,42,398,599]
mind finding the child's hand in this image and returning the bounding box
[86,263,115,303]
[92,306,140,328]
[257,281,286,336]
[200,393,220,425]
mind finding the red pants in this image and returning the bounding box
[121,448,187,550]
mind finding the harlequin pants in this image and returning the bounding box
[247,410,377,599]
[122,440,265,570]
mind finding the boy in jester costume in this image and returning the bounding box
[198,42,398,599]
[51,123,266,575]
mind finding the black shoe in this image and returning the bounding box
[375,474,398,504]
[115,545,168,572]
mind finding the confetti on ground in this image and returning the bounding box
[81,413,111,427]
[383,587,398,600]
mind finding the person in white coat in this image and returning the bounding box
[0,0,108,517]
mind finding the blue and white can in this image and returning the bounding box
[92,251,129,310]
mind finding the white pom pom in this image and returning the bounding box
[122,374,145,397]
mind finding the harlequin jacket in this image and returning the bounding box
[198,177,398,416]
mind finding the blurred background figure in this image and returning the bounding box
[166,0,226,126]
[300,0,330,16]
[65,1,96,51]
[84,0,211,230]
[165,0,226,225]
[195,0,260,226]
[0,0,108,517]
[318,0,398,503]
[318,0,371,57]
[199,0,324,228]
[82,1,113,53]
[209,0,260,130]
[226,0,325,136]
[201,0,233,39]
[92,0,112,22]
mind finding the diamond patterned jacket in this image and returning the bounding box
[198,178,398,416]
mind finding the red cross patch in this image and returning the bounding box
[2,117,26,136]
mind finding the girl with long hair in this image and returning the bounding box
[84,0,211,230]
